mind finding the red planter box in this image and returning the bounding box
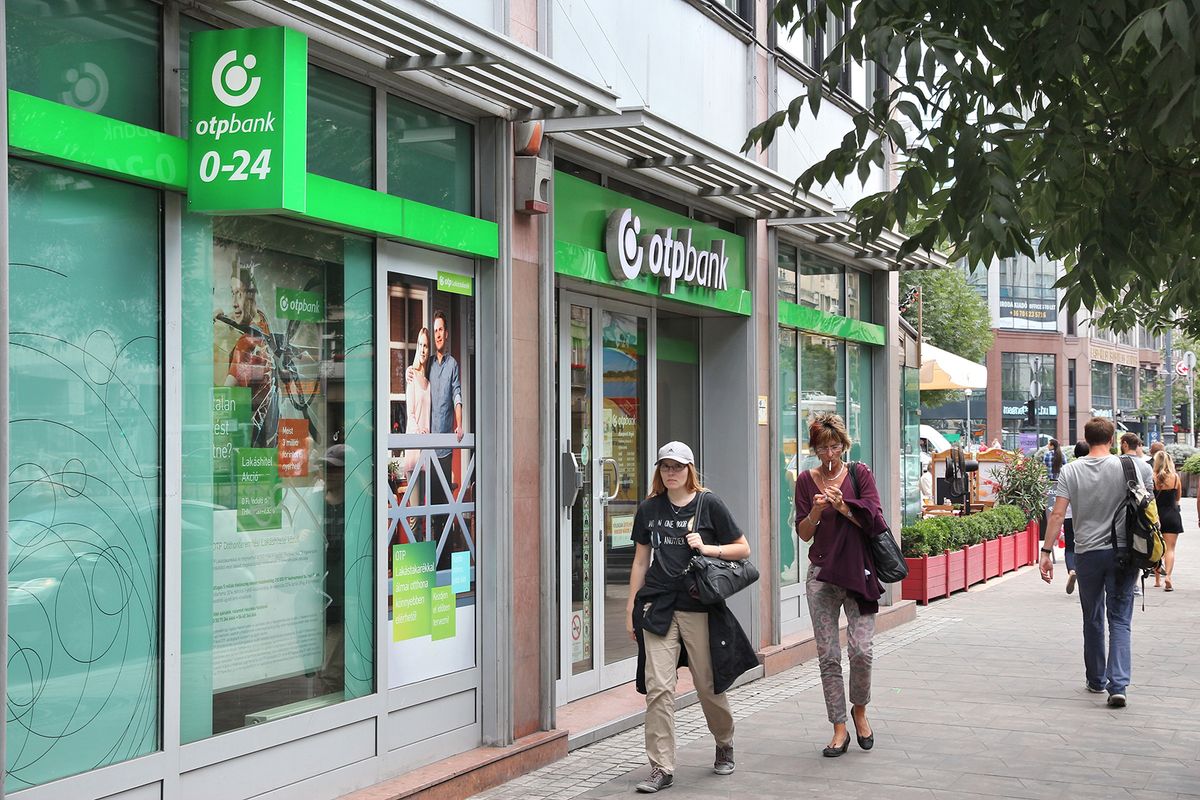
[1000,534,1016,573]
[984,537,1001,579]
[964,542,986,586]
[901,527,1030,604]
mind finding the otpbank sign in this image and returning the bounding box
[188,27,307,213]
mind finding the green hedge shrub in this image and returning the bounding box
[899,504,1028,557]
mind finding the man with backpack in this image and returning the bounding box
[1040,417,1154,708]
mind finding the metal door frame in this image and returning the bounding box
[555,289,656,703]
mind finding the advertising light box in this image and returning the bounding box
[188,27,308,213]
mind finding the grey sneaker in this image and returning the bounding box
[714,744,735,775]
[1066,572,1077,594]
[1107,693,1127,708]
[1085,683,1105,693]
[635,767,673,793]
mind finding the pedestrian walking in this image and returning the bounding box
[1043,438,1064,482]
[1153,450,1182,591]
[1041,417,1152,708]
[1060,440,1090,595]
[626,441,758,793]
[794,413,886,757]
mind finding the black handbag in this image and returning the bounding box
[686,492,760,604]
[847,462,909,584]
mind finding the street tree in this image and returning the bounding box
[747,1,1200,335]
[901,268,993,407]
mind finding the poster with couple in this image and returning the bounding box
[386,268,477,687]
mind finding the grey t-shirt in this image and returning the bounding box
[1054,455,1153,554]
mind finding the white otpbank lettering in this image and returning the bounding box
[604,208,729,294]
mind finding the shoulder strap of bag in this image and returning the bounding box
[688,490,708,545]
[847,460,860,495]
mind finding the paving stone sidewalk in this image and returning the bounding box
[475,516,1200,800]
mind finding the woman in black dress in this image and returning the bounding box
[1152,450,1183,591]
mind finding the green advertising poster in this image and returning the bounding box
[436,271,473,296]
[392,541,436,641]
[430,586,457,641]
[188,27,308,213]
[234,447,281,531]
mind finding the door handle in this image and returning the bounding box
[560,449,584,508]
[599,457,619,503]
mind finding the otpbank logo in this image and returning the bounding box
[604,208,729,294]
[212,50,261,107]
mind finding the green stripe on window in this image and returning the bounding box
[778,300,885,345]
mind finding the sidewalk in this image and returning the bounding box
[474,520,1200,799]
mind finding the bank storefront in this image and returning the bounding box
[2,3,622,798]
[775,241,884,636]
[551,170,758,702]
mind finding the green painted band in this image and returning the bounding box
[778,300,885,345]
[555,240,752,316]
[7,90,499,260]
[8,91,188,191]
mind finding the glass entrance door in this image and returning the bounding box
[559,293,648,701]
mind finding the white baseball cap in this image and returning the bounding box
[655,441,694,466]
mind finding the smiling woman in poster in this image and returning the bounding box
[794,412,885,758]
[402,326,432,480]
[625,442,758,794]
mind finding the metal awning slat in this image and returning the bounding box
[216,0,620,118]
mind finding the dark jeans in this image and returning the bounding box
[1062,517,1076,573]
[1075,548,1136,695]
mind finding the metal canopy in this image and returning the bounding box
[216,0,620,119]
[546,108,943,271]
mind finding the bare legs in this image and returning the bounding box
[1164,533,1179,590]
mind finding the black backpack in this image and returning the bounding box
[1109,456,1165,595]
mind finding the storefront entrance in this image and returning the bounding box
[557,292,651,701]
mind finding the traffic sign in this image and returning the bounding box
[1186,350,1197,370]
[1176,360,1189,377]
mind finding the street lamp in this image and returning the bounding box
[964,388,973,447]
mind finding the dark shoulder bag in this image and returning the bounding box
[687,491,760,604]
[848,462,909,584]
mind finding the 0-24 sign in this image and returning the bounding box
[188,27,307,214]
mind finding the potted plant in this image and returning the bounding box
[1179,452,1200,498]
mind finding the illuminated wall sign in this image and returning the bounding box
[604,208,729,294]
[188,27,308,214]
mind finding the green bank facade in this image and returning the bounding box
[1,3,931,798]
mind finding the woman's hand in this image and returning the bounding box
[813,493,830,514]
[685,531,705,551]
[823,485,851,515]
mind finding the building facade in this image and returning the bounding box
[1,3,930,799]
[923,255,1164,450]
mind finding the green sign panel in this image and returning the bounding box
[235,447,281,531]
[276,287,324,322]
[392,542,436,641]
[437,271,473,296]
[188,27,307,214]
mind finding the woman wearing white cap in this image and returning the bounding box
[626,441,759,793]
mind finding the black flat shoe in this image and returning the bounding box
[822,733,851,757]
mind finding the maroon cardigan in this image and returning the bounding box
[794,462,885,614]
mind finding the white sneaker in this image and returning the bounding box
[1066,573,1077,595]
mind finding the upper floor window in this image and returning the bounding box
[713,0,752,23]
[998,252,1057,331]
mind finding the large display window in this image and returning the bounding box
[386,265,477,686]
[7,0,161,129]
[1001,352,1057,450]
[180,216,374,741]
[7,161,162,790]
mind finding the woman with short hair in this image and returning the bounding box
[794,413,887,757]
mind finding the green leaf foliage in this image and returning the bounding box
[751,1,1200,336]
[899,504,1027,557]
[992,451,1055,521]
[899,268,993,406]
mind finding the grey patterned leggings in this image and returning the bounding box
[806,565,875,724]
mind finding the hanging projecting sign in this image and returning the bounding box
[605,208,729,294]
[188,27,307,214]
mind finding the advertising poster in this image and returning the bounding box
[386,271,477,687]
[209,237,332,690]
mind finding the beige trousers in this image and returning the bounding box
[642,610,734,773]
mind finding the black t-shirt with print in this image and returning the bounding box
[632,491,743,611]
